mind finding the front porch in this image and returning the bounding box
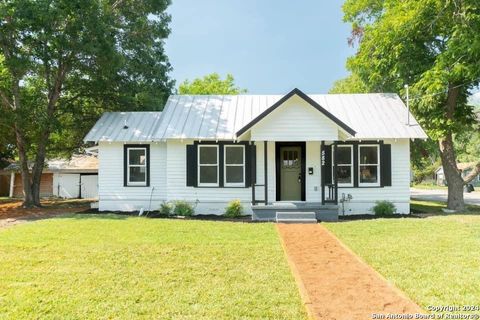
[249,140,340,222]
[251,202,339,222]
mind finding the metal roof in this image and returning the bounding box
[84,112,163,142]
[4,155,98,173]
[84,92,428,142]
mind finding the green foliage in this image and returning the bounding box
[372,200,396,216]
[159,201,173,216]
[329,73,368,94]
[342,0,480,139]
[0,0,174,165]
[224,199,244,218]
[179,73,246,95]
[173,200,194,217]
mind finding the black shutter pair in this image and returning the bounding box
[324,143,392,187]
[186,143,254,187]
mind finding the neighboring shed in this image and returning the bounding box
[4,155,98,199]
[436,162,480,186]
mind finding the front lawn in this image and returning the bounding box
[0,215,307,319]
[325,215,480,308]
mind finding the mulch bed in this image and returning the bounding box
[277,223,423,320]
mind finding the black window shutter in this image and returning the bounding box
[381,144,392,187]
[245,144,256,187]
[186,144,197,187]
[353,144,359,187]
[123,145,128,187]
[219,144,224,187]
[324,145,332,184]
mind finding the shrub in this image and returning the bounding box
[372,200,396,216]
[159,202,173,216]
[173,200,194,217]
[224,199,243,218]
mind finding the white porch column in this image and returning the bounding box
[9,172,14,198]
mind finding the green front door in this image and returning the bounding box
[280,146,302,201]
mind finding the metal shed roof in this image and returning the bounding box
[84,111,163,142]
[84,91,428,142]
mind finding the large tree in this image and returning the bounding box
[342,0,480,210]
[179,73,246,95]
[0,0,174,207]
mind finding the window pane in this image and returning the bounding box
[336,166,352,184]
[129,149,146,165]
[226,166,244,183]
[199,146,217,164]
[225,147,243,164]
[129,166,146,182]
[360,146,378,164]
[359,165,378,183]
[336,147,351,164]
[199,166,217,184]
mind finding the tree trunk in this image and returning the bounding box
[437,85,466,211]
[14,126,34,208]
[439,135,465,211]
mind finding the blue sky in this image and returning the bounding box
[165,0,355,94]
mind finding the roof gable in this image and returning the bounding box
[236,88,356,137]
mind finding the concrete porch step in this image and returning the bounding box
[276,211,317,223]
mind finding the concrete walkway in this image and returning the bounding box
[277,224,422,320]
[411,187,480,206]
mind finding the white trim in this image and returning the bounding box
[224,145,245,187]
[358,144,380,187]
[127,147,147,186]
[198,145,219,187]
[332,145,354,187]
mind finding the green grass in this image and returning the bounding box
[325,215,480,308]
[0,215,307,319]
[411,199,480,214]
[411,183,447,190]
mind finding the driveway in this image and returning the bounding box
[411,188,480,206]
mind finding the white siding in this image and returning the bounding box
[96,139,411,216]
[338,139,411,214]
[98,141,167,211]
[250,95,339,141]
[166,140,253,214]
[305,142,322,202]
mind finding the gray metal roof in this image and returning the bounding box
[84,92,428,142]
[84,112,163,142]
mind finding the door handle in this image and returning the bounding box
[298,174,302,183]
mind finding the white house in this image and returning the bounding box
[84,88,427,221]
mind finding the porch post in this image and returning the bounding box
[9,172,14,198]
[333,142,338,204]
[321,141,325,205]
[264,141,268,204]
[251,141,256,205]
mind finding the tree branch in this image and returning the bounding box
[463,162,480,184]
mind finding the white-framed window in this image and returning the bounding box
[358,145,380,186]
[332,145,353,187]
[224,145,245,187]
[198,145,219,186]
[127,147,148,186]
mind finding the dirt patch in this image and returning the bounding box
[0,199,91,229]
[277,224,423,320]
